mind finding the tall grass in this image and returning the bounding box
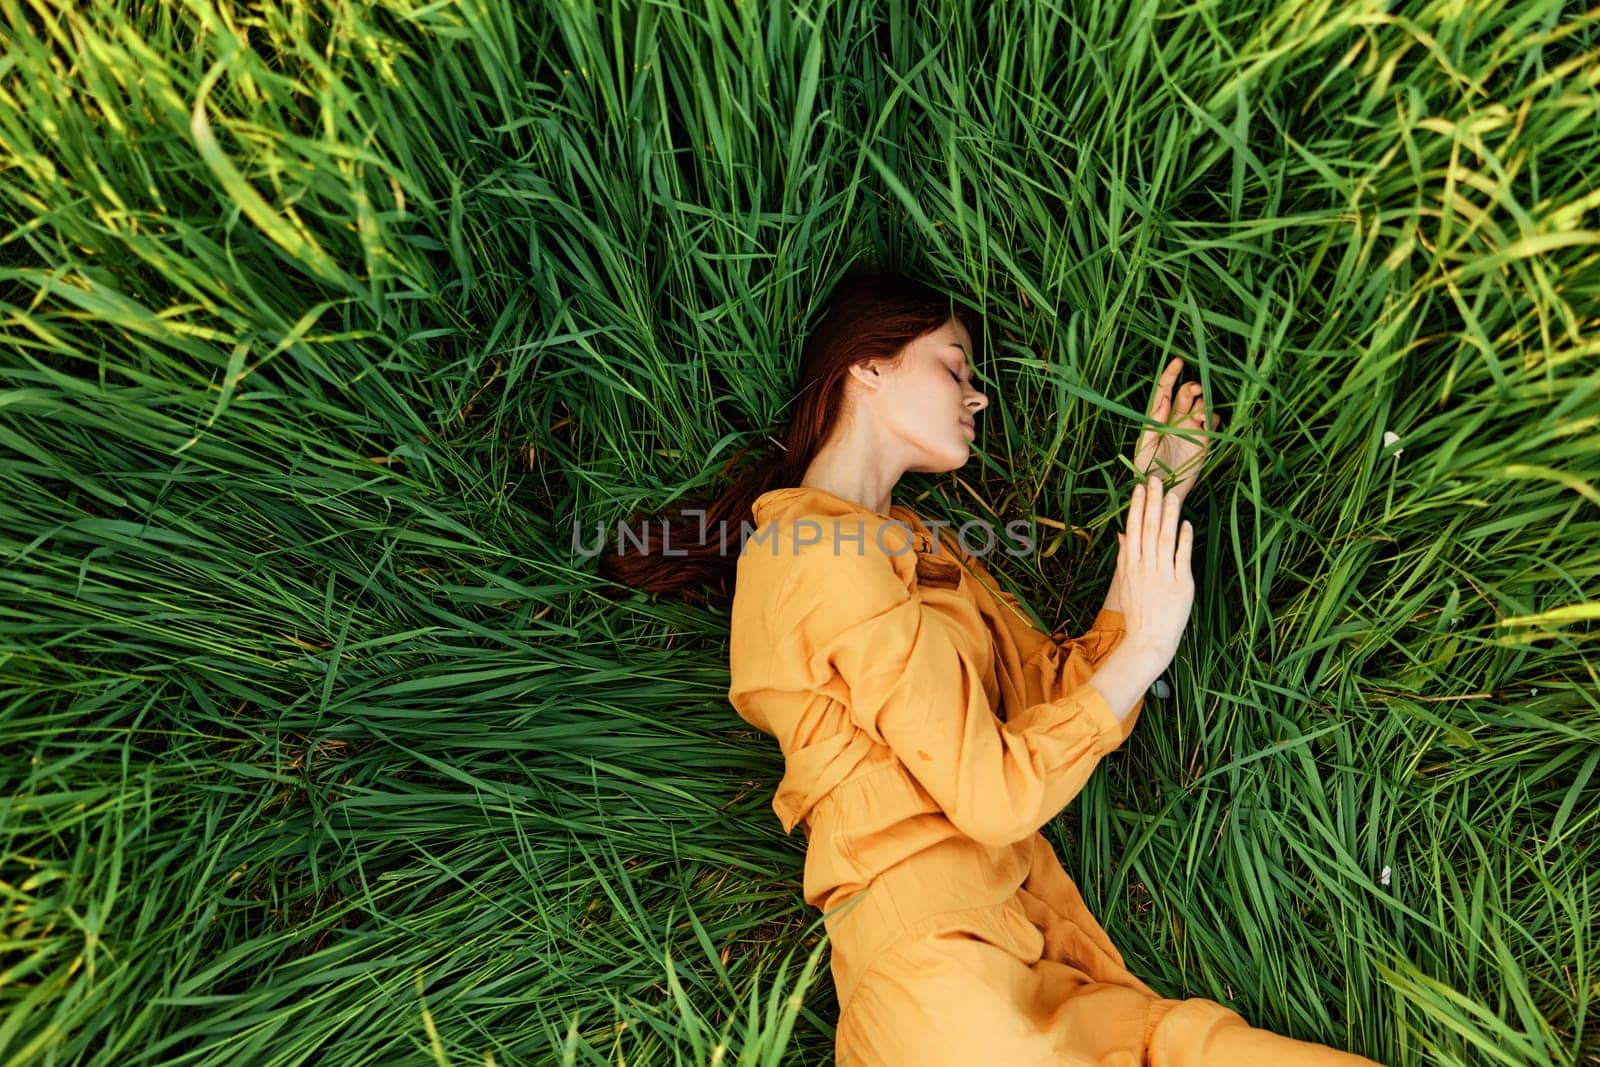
[1,0,1596,1063]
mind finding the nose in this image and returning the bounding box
[965,385,988,413]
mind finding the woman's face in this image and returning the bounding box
[862,316,989,473]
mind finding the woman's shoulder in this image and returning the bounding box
[734,488,930,610]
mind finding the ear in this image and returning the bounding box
[846,361,882,388]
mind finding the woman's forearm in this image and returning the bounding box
[1086,639,1166,724]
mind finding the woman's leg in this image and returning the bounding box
[1022,835,1385,1066]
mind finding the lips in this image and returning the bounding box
[958,417,975,438]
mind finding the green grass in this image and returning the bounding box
[1,0,1596,1063]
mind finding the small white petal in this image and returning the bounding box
[1150,678,1171,699]
[1380,865,1392,886]
[1383,430,1403,457]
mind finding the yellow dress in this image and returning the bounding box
[727,485,1385,1066]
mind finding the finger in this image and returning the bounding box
[1159,489,1182,575]
[1175,382,1202,421]
[1125,484,1143,565]
[1141,475,1162,562]
[1177,517,1193,576]
[1148,359,1182,418]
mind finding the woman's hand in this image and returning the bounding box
[1111,473,1195,665]
[1132,357,1220,508]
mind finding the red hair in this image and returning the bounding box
[597,268,985,605]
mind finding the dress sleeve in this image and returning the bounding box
[772,522,1138,848]
[951,535,1143,736]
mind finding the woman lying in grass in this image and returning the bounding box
[605,269,1383,1065]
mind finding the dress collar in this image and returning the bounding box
[750,485,934,551]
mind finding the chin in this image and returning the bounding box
[911,448,970,474]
